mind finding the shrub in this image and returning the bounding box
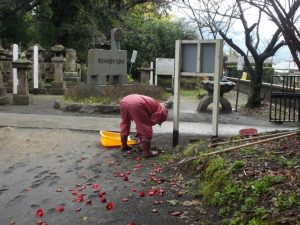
[64,83,167,104]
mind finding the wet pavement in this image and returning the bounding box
[0,128,201,225]
[0,94,295,137]
[0,93,297,225]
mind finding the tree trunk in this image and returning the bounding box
[246,60,264,108]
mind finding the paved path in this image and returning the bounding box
[0,94,295,137]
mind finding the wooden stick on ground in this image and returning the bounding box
[208,130,297,148]
[205,131,299,156]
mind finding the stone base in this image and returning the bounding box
[29,88,47,95]
[51,81,66,89]
[197,96,233,113]
[12,94,33,105]
[0,86,7,96]
[0,95,11,105]
[49,81,66,95]
[49,88,65,95]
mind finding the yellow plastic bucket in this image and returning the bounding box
[99,130,137,147]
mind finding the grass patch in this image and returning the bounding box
[179,134,300,224]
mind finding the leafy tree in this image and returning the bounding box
[122,6,198,76]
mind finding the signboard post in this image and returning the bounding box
[155,58,175,86]
[173,40,223,146]
[129,50,138,75]
[235,56,244,112]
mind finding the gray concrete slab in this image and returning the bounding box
[0,93,295,137]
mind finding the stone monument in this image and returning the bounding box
[49,44,66,95]
[64,48,80,86]
[111,28,122,50]
[87,49,127,85]
[12,53,33,105]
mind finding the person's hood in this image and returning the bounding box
[150,104,168,125]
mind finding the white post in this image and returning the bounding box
[12,44,18,94]
[212,40,223,136]
[155,74,158,86]
[150,61,154,85]
[173,40,181,146]
[33,45,39,89]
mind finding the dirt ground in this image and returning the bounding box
[0,127,205,225]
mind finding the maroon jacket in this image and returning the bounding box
[120,94,168,140]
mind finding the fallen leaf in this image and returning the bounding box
[106,202,114,211]
[169,211,182,216]
[56,188,63,192]
[100,197,107,203]
[182,200,202,206]
[92,184,99,190]
[36,208,44,217]
[167,199,180,206]
[76,194,85,202]
[151,208,158,213]
[86,199,92,205]
[56,206,64,213]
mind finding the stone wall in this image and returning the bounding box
[227,77,300,102]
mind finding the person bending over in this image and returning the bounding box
[119,94,168,158]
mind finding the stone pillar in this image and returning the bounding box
[64,48,80,86]
[110,28,123,84]
[12,53,32,105]
[27,44,46,94]
[138,67,153,84]
[49,45,66,95]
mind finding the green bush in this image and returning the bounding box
[226,65,274,83]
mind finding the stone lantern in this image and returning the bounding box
[49,44,66,95]
[12,52,32,105]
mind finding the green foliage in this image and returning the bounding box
[274,191,300,209]
[251,175,285,195]
[159,153,172,163]
[122,15,198,78]
[0,0,185,63]
[200,157,230,199]
[230,160,245,172]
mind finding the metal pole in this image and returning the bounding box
[173,40,181,147]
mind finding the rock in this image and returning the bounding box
[79,105,97,114]
[65,104,82,112]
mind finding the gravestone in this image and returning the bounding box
[0,45,10,104]
[49,44,66,95]
[87,49,127,85]
[111,28,122,50]
[12,53,33,105]
[64,48,80,86]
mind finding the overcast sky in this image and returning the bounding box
[169,2,294,64]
